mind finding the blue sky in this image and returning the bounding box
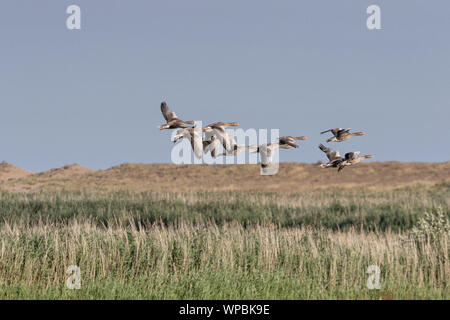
[0,0,449,172]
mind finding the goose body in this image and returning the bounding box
[202,136,222,158]
[204,122,240,152]
[220,144,258,157]
[278,136,307,148]
[173,128,208,159]
[321,128,365,142]
[318,144,344,168]
[159,102,195,130]
[337,152,375,171]
[252,143,293,169]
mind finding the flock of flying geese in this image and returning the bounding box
[158,102,374,172]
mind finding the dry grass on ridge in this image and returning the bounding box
[0,161,449,193]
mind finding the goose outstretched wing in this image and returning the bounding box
[160,102,178,122]
[319,144,341,162]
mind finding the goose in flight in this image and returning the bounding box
[220,144,258,157]
[318,144,344,168]
[202,136,222,158]
[251,143,293,169]
[278,136,308,148]
[173,128,209,159]
[337,152,375,172]
[204,122,240,152]
[159,102,195,130]
[320,128,365,142]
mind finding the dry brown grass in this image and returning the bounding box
[1,161,449,193]
[0,161,33,182]
[36,164,94,178]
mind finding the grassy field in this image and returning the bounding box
[0,180,448,299]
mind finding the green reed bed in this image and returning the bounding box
[0,186,448,299]
[0,187,448,231]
